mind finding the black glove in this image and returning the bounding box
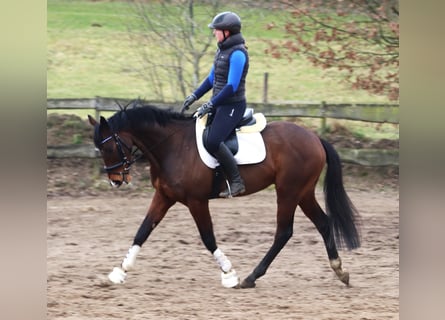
[196,101,214,118]
[181,94,197,114]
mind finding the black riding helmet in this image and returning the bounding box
[208,11,241,34]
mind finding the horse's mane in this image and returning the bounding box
[107,101,192,133]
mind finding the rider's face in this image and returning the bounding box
[213,29,228,43]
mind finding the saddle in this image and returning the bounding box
[201,108,264,154]
[195,108,267,199]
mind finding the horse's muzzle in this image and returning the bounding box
[108,172,132,187]
[109,179,123,188]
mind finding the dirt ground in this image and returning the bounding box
[47,113,399,319]
[47,162,399,320]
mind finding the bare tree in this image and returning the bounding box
[265,0,399,101]
[126,0,222,101]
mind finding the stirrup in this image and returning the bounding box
[219,181,245,198]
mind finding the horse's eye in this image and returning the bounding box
[102,146,114,154]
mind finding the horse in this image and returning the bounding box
[88,102,361,289]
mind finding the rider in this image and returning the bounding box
[181,11,249,198]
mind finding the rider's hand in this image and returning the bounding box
[196,101,214,118]
[181,94,197,114]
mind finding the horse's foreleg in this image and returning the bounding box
[188,200,239,288]
[108,191,175,284]
[299,194,349,286]
[213,248,239,288]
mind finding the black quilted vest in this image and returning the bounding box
[212,33,249,104]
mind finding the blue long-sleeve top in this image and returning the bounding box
[193,50,247,106]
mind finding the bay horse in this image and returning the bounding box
[88,103,360,288]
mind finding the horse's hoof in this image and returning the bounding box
[221,270,240,288]
[108,267,126,284]
[240,278,256,289]
[338,271,350,286]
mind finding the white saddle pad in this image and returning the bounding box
[195,113,267,169]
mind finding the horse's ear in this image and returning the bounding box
[99,116,108,126]
[88,115,97,126]
[99,116,111,133]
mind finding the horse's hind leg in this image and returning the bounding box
[240,194,298,288]
[299,192,350,285]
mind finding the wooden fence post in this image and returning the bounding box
[93,96,101,174]
[94,96,100,121]
[320,101,327,137]
[263,72,269,103]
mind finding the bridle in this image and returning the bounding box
[98,126,182,180]
[99,132,140,177]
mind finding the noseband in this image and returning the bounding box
[99,133,138,176]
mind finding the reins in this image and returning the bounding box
[144,127,183,154]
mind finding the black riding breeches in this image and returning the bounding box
[205,102,246,154]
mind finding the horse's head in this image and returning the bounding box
[88,115,134,187]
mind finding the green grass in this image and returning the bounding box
[48,0,132,31]
[47,0,398,141]
[48,0,393,102]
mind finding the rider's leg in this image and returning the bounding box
[213,142,245,197]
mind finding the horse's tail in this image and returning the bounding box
[320,138,361,250]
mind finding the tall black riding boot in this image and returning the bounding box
[214,143,245,198]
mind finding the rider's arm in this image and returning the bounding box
[193,66,215,99]
[210,50,246,106]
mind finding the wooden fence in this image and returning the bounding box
[47,97,399,166]
[47,97,399,124]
